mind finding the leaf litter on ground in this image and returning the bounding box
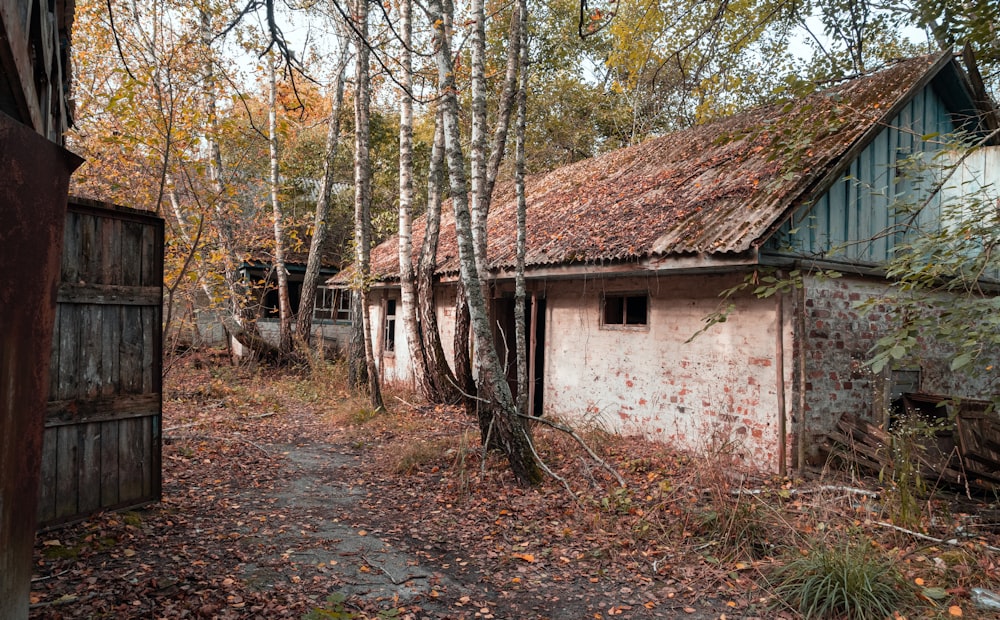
[28,351,1000,619]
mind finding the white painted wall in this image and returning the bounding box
[367,274,793,471]
[540,274,787,470]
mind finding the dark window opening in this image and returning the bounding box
[383,299,397,352]
[335,289,352,322]
[603,294,648,326]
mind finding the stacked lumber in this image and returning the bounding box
[826,401,1000,493]
[827,412,893,475]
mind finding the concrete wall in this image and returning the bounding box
[255,320,353,356]
[368,274,791,470]
[540,274,789,470]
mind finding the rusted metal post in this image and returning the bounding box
[0,114,82,620]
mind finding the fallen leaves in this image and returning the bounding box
[28,358,1000,619]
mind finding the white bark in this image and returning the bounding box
[353,0,384,409]
[397,0,432,397]
[430,0,539,484]
[513,0,528,415]
[297,37,350,344]
[268,51,293,354]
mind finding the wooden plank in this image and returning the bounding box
[78,423,102,514]
[100,420,120,508]
[118,418,144,503]
[102,304,120,397]
[79,210,99,283]
[141,222,156,286]
[48,303,61,398]
[100,214,121,285]
[142,305,155,393]
[870,129,890,262]
[120,306,144,393]
[858,143,874,262]
[81,304,100,398]
[60,209,79,284]
[54,425,78,520]
[56,303,78,400]
[827,429,891,469]
[0,0,46,132]
[37,428,58,524]
[57,283,162,306]
[121,220,143,287]
[45,393,161,427]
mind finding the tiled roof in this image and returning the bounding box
[356,53,953,282]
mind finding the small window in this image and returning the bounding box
[335,289,352,323]
[314,286,336,320]
[603,294,648,326]
[383,299,397,352]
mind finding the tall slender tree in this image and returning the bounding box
[267,50,294,354]
[430,0,540,484]
[417,109,462,403]
[296,32,351,346]
[353,0,385,409]
[397,0,433,398]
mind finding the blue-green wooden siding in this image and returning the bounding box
[764,85,958,265]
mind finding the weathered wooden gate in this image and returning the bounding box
[37,197,164,527]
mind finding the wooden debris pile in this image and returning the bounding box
[825,396,1000,492]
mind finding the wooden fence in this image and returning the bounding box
[37,198,164,527]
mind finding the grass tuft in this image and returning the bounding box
[770,539,912,620]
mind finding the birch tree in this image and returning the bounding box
[396,0,433,398]
[296,34,351,345]
[267,50,294,354]
[417,110,462,404]
[513,0,530,415]
[352,0,385,410]
[430,0,540,484]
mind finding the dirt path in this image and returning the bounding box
[29,365,740,619]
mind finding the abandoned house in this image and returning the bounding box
[235,248,353,356]
[172,228,354,355]
[339,51,1000,474]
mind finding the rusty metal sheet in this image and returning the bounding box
[0,112,82,620]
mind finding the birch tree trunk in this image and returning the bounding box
[513,0,529,415]
[469,0,490,287]
[397,0,433,398]
[418,109,462,404]
[431,0,540,485]
[296,38,350,346]
[268,51,293,355]
[353,0,385,410]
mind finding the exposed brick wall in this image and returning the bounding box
[799,275,890,437]
[799,273,998,444]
